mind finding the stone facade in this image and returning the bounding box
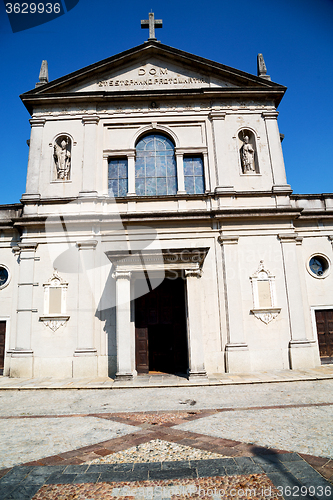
[0,41,332,379]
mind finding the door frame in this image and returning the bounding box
[106,248,210,378]
[310,306,333,357]
[0,317,10,375]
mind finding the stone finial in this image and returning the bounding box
[257,53,271,81]
[35,60,49,87]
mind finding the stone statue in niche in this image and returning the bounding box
[240,135,256,173]
[54,137,71,180]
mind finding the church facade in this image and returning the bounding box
[1,35,332,379]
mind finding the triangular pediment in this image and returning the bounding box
[21,42,286,110]
[71,55,240,93]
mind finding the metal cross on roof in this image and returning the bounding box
[141,12,163,41]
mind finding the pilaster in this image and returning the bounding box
[218,235,251,373]
[278,233,318,369]
[80,115,100,196]
[175,151,186,194]
[9,242,38,377]
[209,111,233,192]
[73,240,98,377]
[184,267,207,379]
[262,111,290,191]
[113,270,134,380]
[127,151,136,196]
[23,118,45,199]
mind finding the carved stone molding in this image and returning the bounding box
[218,235,239,245]
[18,242,39,252]
[7,349,34,357]
[74,348,97,356]
[184,265,202,279]
[278,233,298,242]
[29,118,46,128]
[103,149,136,159]
[112,270,132,281]
[39,316,70,332]
[250,260,280,325]
[262,111,279,120]
[208,111,226,120]
[175,146,208,155]
[252,260,274,279]
[82,115,100,125]
[250,308,281,325]
[106,248,209,273]
[77,240,98,250]
[41,270,69,331]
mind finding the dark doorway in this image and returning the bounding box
[315,310,333,361]
[0,321,6,375]
[135,277,188,374]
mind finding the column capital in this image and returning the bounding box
[82,115,100,125]
[218,235,239,245]
[112,270,132,281]
[18,242,38,251]
[262,111,279,120]
[184,267,202,279]
[77,240,98,250]
[208,111,226,120]
[278,233,298,243]
[29,118,46,127]
[103,149,136,159]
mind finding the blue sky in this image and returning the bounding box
[0,0,332,204]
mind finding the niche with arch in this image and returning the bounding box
[238,129,259,174]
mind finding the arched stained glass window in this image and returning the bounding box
[135,134,177,196]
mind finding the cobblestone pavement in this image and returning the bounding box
[0,379,332,499]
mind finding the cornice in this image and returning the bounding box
[106,248,209,272]
[21,88,286,115]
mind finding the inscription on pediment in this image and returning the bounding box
[97,64,210,90]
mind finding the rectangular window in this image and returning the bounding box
[108,158,128,197]
[184,156,205,194]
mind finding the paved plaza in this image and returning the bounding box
[0,368,333,499]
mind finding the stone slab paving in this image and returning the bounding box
[0,379,333,417]
[1,454,332,500]
[0,365,333,391]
